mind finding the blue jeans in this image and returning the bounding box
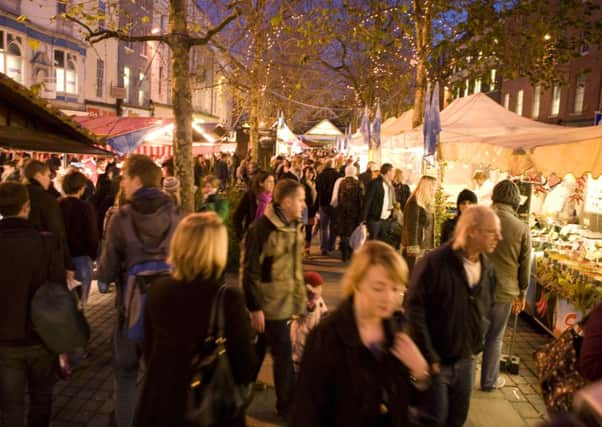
[481,302,513,390]
[0,344,55,427]
[367,218,389,242]
[256,320,294,414]
[319,206,336,253]
[72,256,93,306]
[112,325,142,427]
[422,358,476,427]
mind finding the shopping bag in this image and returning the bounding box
[350,224,367,251]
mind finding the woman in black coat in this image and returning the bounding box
[134,213,258,427]
[292,241,429,427]
[439,189,477,244]
[231,170,274,239]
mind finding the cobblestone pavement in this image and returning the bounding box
[47,251,552,427]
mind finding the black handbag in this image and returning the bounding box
[186,286,252,426]
[30,281,90,354]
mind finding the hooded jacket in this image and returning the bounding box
[241,203,306,320]
[97,187,183,307]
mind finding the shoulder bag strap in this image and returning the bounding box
[206,285,228,340]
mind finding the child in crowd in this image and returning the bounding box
[291,271,329,374]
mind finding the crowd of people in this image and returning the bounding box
[0,149,600,427]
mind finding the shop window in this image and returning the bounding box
[5,43,22,83]
[55,50,65,92]
[66,58,77,94]
[123,66,130,101]
[532,85,541,119]
[551,86,561,116]
[490,69,496,91]
[516,89,524,116]
[503,93,510,110]
[474,78,482,94]
[574,75,585,114]
[138,72,146,106]
[96,59,104,98]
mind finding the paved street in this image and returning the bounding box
[49,251,552,427]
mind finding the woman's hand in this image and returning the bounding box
[391,333,430,386]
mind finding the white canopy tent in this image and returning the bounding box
[390,93,602,177]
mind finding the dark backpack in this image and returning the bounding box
[121,206,177,343]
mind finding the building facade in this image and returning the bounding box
[0,0,232,124]
[500,47,602,127]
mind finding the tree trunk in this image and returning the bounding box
[249,84,260,161]
[412,0,432,128]
[247,0,266,161]
[170,0,194,212]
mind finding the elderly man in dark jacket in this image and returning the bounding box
[98,155,183,427]
[405,205,500,427]
[481,180,531,391]
[0,182,65,427]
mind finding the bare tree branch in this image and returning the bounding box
[65,15,167,44]
[189,10,240,46]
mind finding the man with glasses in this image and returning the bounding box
[405,205,501,427]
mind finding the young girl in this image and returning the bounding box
[290,271,329,374]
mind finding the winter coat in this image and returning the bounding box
[292,296,411,427]
[335,177,362,236]
[241,203,306,320]
[316,167,342,207]
[196,193,229,222]
[27,179,72,269]
[134,278,258,427]
[302,178,318,219]
[579,302,602,382]
[362,176,394,222]
[393,183,411,211]
[404,242,496,365]
[59,196,99,259]
[232,190,257,239]
[291,295,328,374]
[97,187,183,309]
[0,218,65,346]
[401,196,433,251]
[440,216,458,244]
[489,203,531,303]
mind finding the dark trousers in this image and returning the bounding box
[421,357,476,427]
[256,320,294,414]
[0,344,55,427]
[367,218,389,242]
[319,206,337,253]
[112,326,142,427]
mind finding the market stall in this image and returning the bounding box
[0,73,110,155]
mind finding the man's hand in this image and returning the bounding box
[66,270,75,283]
[512,297,525,314]
[391,333,429,380]
[250,310,265,333]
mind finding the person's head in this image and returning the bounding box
[303,166,316,181]
[304,271,324,309]
[62,171,89,197]
[492,179,521,210]
[452,205,502,255]
[2,160,16,174]
[291,157,303,171]
[121,154,162,199]
[456,189,478,214]
[413,175,437,212]
[168,212,227,282]
[344,165,357,177]
[366,161,376,173]
[201,175,221,195]
[162,158,175,177]
[23,160,51,190]
[273,178,305,221]
[473,170,487,186]
[380,163,394,181]
[0,182,30,218]
[252,170,275,194]
[324,159,334,170]
[162,176,180,205]
[342,241,409,320]
[393,168,404,184]
[196,155,204,165]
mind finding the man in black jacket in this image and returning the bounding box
[315,159,341,255]
[361,163,396,242]
[0,182,65,426]
[405,205,500,427]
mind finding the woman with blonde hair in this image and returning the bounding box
[134,212,257,427]
[402,175,437,271]
[293,241,429,426]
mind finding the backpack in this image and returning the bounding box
[122,207,175,343]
